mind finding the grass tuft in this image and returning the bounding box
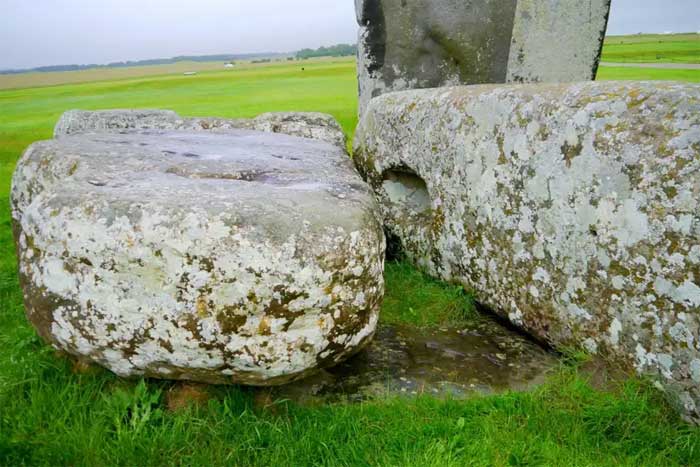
[382,260,475,328]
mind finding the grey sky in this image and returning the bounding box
[0,0,698,70]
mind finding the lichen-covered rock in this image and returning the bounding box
[354,81,700,421]
[54,109,347,148]
[355,0,611,115]
[12,129,384,385]
[244,112,347,149]
[53,109,183,137]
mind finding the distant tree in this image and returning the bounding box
[295,44,357,60]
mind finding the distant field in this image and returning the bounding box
[602,33,700,64]
[0,61,228,90]
[1,33,698,92]
[0,57,325,91]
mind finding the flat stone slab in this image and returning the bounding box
[11,129,385,385]
[354,81,700,422]
[356,0,611,115]
[267,317,558,404]
[54,109,347,148]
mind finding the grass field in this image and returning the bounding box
[2,51,700,465]
[0,57,340,92]
[0,61,231,91]
[602,33,700,64]
[597,66,700,82]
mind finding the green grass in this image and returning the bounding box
[2,55,700,466]
[382,261,475,328]
[602,33,700,64]
[598,66,700,82]
[3,366,698,466]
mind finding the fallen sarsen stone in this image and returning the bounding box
[12,128,384,385]
[354,81,700,421]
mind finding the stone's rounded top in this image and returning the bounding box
[15,129,372,240]
[359,80,700,123]
[54,109,181,138]
[244,111,347,149]
[54,109,347,148]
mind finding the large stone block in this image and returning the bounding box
[355,0,611,115]
[354,81,700,420]
[12,128,384,385]
[54,109,347,148]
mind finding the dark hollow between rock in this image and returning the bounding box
[381,168,431,213]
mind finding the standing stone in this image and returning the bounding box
[354,81,700,421]
[12,129,385,385]
[355,0,611,115]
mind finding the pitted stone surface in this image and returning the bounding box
[12,129,385,385]
[354,81,700,421]
[355,0,611,115]
[54,109,347,148]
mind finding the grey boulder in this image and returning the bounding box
[12,129,384,385]
[354,81,700,421]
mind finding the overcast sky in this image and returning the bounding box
[1,0,698,70]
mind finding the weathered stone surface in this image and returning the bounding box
[53,109,181,137]
[354,81,700,421]
[12,129,384,385]
[355,0,611,115]
[54,109,347,148]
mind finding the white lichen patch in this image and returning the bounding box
[12,128,385,386]
[354,81,700,422]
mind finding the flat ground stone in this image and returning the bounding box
[354,81,700,421]
[11,129,385,385]
[355,0,611,115]
[54,109,347,148]
[267,316,558,405]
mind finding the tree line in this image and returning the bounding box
[296,44,357,60]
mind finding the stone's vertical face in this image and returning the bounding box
[356,0,612,115]
[356,0,387,77]
[354,81,700,422]
[12,128,385,386]
[357,0,518,115]
[507,0,611,83]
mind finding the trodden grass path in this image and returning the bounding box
[1,58,700,465]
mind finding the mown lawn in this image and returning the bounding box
[598,66,700,82]
[2,58,700,466]
[602,33,700,64]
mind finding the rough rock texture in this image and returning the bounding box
[354,81,700,421]
[355,0,611,115]
[12,129,385,385]
[54,109,347,148]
